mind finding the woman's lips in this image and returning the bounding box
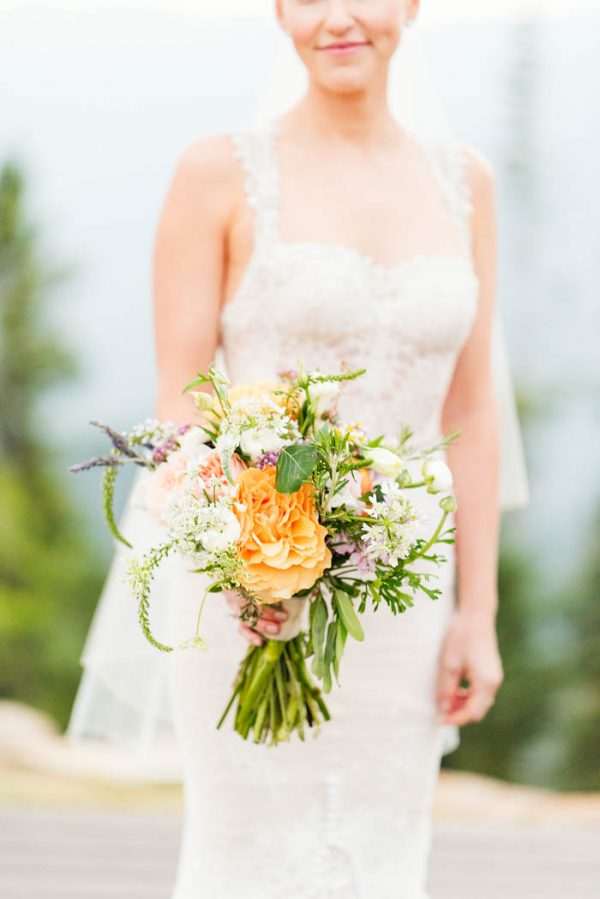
[318,42,369,56]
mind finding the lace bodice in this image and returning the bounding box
[219,114,480,449]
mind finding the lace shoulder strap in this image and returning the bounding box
[422,134,474,259]
[229,117,280,248]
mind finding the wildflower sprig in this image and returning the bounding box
[183,364,232,418]
[123,541,176,652]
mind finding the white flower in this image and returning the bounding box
[201,508,241,552]
[360,482,422,565]
[363,446,406,479]
[189,390,215,412]
[239,425,286,461]
[165,490,241,563]
[422,459,453,492]
[178,426,211,458]
[307,379,340,417]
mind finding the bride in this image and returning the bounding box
[68,1,529,897]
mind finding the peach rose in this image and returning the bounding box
[188,451,247,499]
[145,449,189,525]
[233,465,331,603]
[197,449,225,481]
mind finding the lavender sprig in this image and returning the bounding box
[89,420,143,460]
[68,454,122,474]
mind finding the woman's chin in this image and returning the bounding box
[317,71,373,94]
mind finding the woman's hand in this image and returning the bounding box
[436,608,504,725]
[223,590,288,647]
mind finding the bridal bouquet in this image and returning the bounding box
[70,363,459,746]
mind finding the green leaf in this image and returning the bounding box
[275,444,318,493]
[333,579,357,596]
[333,619,347,682]
[182,373,211,393]
[310,594,328,680]
[323,621,337,693]
[333,589,364,642]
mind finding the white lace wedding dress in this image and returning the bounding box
[165,114,479,899]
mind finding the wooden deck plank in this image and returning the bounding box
[0,806,598,899]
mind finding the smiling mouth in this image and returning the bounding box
[318,41,370,51]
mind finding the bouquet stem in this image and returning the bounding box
[217,634,331,746]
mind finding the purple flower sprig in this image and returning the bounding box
[328,531,376,575]
[256,450,282,469]
[152,438,178,464]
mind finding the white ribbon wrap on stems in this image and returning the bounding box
[268,596,311,643]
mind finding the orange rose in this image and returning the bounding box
[233,466,331,603]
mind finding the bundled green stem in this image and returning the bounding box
[217,635,331,746]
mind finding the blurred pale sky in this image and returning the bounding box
[1,0,600,21]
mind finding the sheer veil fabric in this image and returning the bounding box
[66,21,529,782]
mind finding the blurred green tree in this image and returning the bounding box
[441,528,558,783]
[550,504,600,790]
[441,376,599,790]
[0,161,105,728]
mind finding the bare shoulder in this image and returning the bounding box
[164,131,239,223]
[458,143,497,274]
[176,131,237,181]
[460,142,497,209]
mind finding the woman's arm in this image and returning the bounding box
[152,134,234,424]
[152,135,289,643]
[436,145,504,726]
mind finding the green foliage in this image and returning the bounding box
[442,506,600,792]
[125,542,176,653]
[275,443,318,493]
[0,163,76,465]
[550,505,600,790]
[332,589,364,642]
[0,159,105,730]
[0,459,106,729]
[441,533,552,782]
[102,464,132,547]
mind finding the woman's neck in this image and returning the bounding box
[286,81,400,147]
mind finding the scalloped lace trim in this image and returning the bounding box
[230,115,474,269]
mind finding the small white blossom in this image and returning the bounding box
[240,425,287,461]
[361,481,423,566]
[215,401,300,464]
[307,378,340,417]
[422,459,453,492]
[201,508,241,552]
[178,426,211,457]
[363,446,406,479]
[129,417,179,446]
[162,488,241,565]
